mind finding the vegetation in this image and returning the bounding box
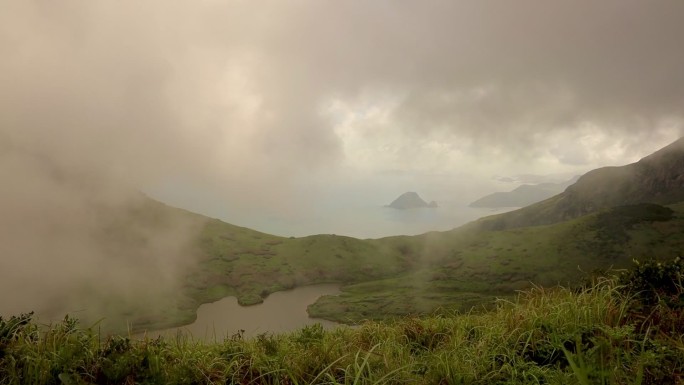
[93,199,684,332]
[21,137,684,336]
[2,259,682,384]
[315,202,684,323]
[78,174,684,333]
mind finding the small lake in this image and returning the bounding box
[148,284,343,340]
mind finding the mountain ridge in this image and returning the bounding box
[475,137,684,230]
[469,176,579,208]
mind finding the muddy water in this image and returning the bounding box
[150,284,343,340]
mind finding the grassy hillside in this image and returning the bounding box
[468,176,577,208]
[308,202,684,323]
[132,200,684,332]
[476,137,684,230]
[190,221,411,300]
[2,265,682,384]
[131,219,413,332]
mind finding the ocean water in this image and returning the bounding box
[147,177,520,239]
[221,202,516,239]
[147,170,529,239]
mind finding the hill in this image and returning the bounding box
[174,200,684,327]
[387,192,437,209]
[308,201,684,322]
[469,176,579,208]
[475,137,684,230]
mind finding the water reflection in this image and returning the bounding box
[150,284,342,340]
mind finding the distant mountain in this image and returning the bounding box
[388,192,438,209]
[476,137,684,230]
[469,176,579,208]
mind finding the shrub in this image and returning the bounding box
[617,257,684,336]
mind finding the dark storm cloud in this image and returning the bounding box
[4,1,684,168]
[219,0,684,161]
[369,1,684,154]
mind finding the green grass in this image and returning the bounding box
[95,198,684,333]
[2,270,682,384]
[306,203,684,324]
[102,200,684,331]
[307,270,506,324]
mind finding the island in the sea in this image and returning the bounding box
[387,192,438,209]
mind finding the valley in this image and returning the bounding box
[109,139,684,334]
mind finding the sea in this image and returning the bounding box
[190,200,516,239]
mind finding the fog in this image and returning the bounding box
[1,1,684,319]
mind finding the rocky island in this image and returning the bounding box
[387,192,438,209]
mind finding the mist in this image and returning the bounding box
[2,1,684,320]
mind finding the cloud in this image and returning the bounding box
[6,0,681,174]
[324,0,684,165]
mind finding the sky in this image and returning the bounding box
[1,1,684,316]
[3,1,684,207]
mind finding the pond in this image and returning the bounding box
[148,284,343,340]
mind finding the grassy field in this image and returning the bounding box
[2,263,682,384]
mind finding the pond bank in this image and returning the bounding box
[143,283,344,340]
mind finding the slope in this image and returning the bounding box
[309,202,684,322]
[475,137,684,230]
[469,176,578,208]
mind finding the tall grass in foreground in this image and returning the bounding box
[1,261,682,384]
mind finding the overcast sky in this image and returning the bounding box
[2,0,684,215]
